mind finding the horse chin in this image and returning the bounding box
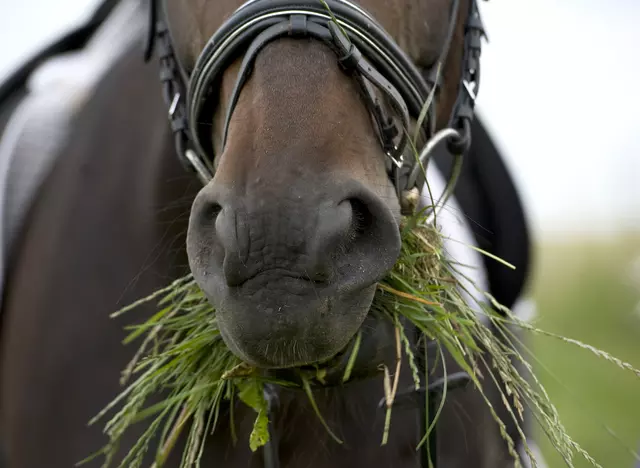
[195,272,380,369]
[274,312,398,384]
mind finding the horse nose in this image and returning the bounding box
[189,185,358,287]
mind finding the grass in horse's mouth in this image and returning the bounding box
[83,212,640,468]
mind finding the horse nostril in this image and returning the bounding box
[306,196,377,282]
[188,179,401,292]
[204,202,223,227]
[347,197,373,240]
[191,188,223,232]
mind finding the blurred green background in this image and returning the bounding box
[530,232,640,467]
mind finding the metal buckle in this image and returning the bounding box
[462,80,477,103]
[386,148,404,169]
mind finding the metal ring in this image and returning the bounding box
[406,128,460,189]
[405,128,464,225]
[184,149,213,186]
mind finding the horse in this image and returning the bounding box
[0,0,537,467]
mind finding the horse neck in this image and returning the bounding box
[271,376,422,467]
[195,359,422,467]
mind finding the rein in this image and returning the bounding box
[143,0,487,466]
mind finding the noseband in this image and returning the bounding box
[145,0,486,466]
[146,0,485,214]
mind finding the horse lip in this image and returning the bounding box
[233,267,329,289]
[262,334,354,377]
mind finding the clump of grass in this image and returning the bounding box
[84,212,640,468]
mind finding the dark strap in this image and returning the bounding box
[263,384,280,468]
[327,21,409,167]
[219,14,410,168]
[148,0,487,201]
[447,0,485,154]
[181,0,445,193]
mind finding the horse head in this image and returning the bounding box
[154,0,482,368]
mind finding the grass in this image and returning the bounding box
[531,233,640,467]
[85,215,640,468]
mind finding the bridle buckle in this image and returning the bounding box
[386,149,404,169]
[168,92,180,118]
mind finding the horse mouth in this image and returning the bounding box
[234,267,330,294]
[264,334,354,378]
[195,248,384,369]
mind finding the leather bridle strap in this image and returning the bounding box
[403,0,485,204]
[217,14,410,167]
[448,0,484,151]
[145,0,486,205]
[184,0,439,197]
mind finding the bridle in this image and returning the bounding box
[146,0,485,216]
[144,0,487,466]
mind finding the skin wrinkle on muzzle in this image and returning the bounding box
[188,170,402,368]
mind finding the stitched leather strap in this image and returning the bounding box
[218,15,411,168]
[146,0,487,197]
